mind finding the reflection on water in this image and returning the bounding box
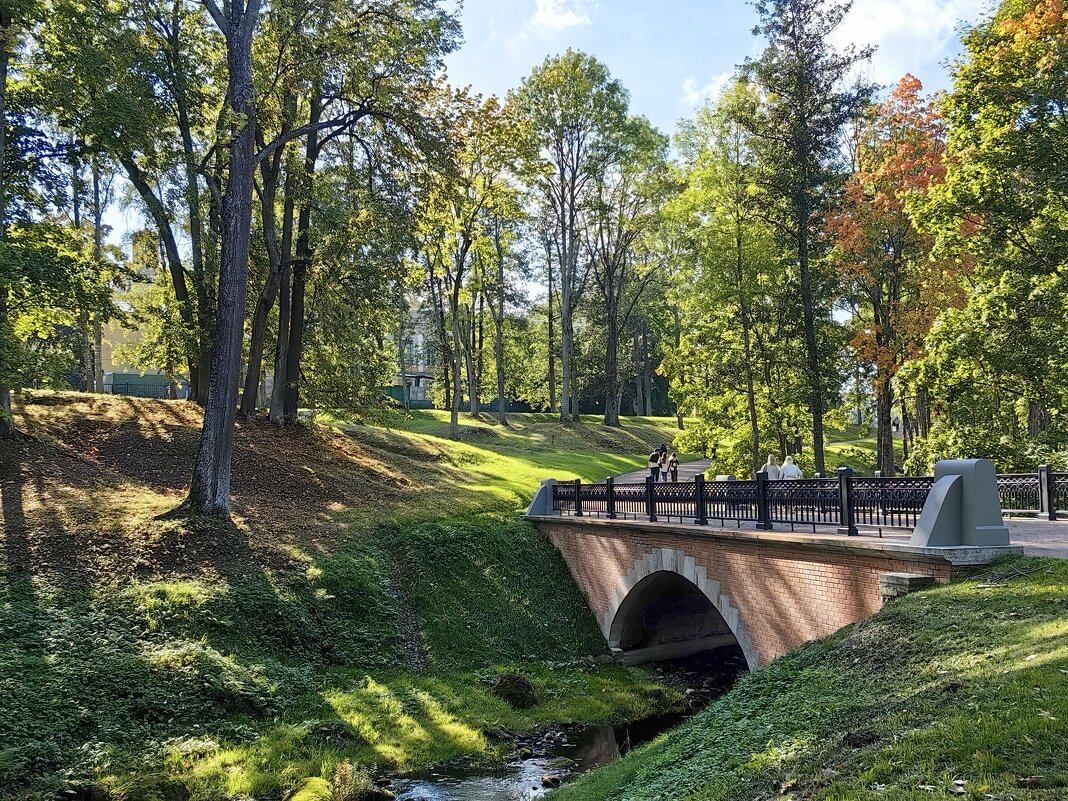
[390,714,684,801]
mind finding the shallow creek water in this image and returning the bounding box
[389,713,684,801]
[388,649,748,801]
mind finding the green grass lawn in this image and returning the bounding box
[554,556,1068,801]
[0,393,687,800]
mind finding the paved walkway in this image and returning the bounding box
[613,458,712,484]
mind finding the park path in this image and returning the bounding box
[612,458,712,484]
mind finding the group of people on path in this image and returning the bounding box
[648,445,680,482]
[760,454,804,480]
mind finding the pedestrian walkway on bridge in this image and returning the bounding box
[612,458,712,484]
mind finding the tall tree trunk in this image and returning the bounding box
[427,260,451,412]
[633,327,643,416]
[70,142,96,393]
[449,313,463,440]
[464,302,479,416]
[0,14,15,439]
[603,293,620,427]
[797,204,826,474]
[876,372,894,475]
[641,323,653,416]
[182,0,260,516]
[672,304,684,430]
[283,90,322,423]
[546,249,557,414]
[735,223,760,475]
[91,154,105,392]
[268,168,296,424]
[238,122,291,419]
[491,237,508,426]
[396,288,410,413]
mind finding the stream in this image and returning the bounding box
[389,713,684,801]
[388,648,748,801]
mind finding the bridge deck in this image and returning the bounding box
[527,513,1020,565]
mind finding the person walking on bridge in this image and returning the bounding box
[648,450,661,481]
[762,454,782,480]
[780,455,803,480]
[668,452,680,482]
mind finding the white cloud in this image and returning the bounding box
[680,72,731,108]
[524,0,593,35]
[830,0,990,87]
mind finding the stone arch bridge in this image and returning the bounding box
[527,460,1017,667]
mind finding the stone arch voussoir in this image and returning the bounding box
[603,546,760,669]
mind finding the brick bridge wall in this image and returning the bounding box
[534,517,972,667]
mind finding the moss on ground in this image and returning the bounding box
[553,556,1068,801]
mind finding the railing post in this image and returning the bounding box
[1038,464,1055,521]
[573,478,583,517]
[755,471,772,530]
[837,466,858,536]
[646,475,657,522]
[695,474,707,525]
[606,476,616,519]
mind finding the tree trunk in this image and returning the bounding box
[268,168,296,424]
[546,249,557,414]
[182,0,260,516]
[449,314,463,440]
[396,286,410,413]
[427,261,451,412]
[0,14,15,439]
[672,304,684,430]
[603,294,620,427]
[735,223,760,476]
[797,204,826,474]
[283,91,322,423]
[238,122,291,419]
[876,373,894,475]
[633,328,643,415]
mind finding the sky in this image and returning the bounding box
[444,0,995,137]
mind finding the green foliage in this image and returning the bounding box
[556,556,1068,800]
[0,514,671,800]
[904,0,1068,467]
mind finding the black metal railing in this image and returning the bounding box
[995,465,1063,520]
[549,467,938,535]
[549,464,1067,533]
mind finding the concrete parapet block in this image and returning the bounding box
[526,479,557,516]
[879,572,937,603]
[911,458,1010,548]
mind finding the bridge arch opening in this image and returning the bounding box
[608,570,749,669]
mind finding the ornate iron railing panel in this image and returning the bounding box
[852,476,932,529]
[704,480,759,522]
[997,473,1041,514]
[766,478,840,525]
[580,482,609,515]
[552,482,576,513]
[613,482,648,517]
[653,481,698,519]
[1053,473,1068,514]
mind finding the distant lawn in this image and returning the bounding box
[555,555,1068,801]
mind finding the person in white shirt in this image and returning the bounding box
[763,454,782,480]
[780,455,804,480]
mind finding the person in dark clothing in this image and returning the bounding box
[648,450,661,481]
[668,452,680,482]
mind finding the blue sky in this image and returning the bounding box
[444,0,994,136]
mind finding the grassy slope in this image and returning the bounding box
[555,556,1068,801]
[0,392,686,800]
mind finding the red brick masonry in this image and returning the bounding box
[531,516,983,666]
